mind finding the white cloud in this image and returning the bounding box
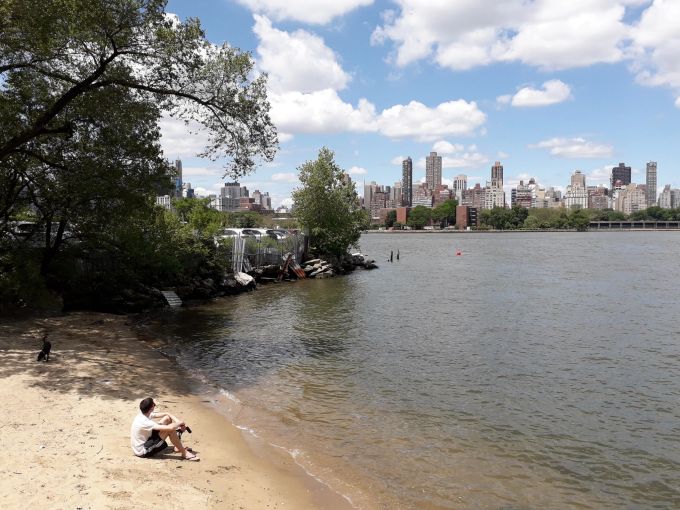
[496,94,512,105]
[271,172,298,182]
[348,166,368,175]
[182,167,221,177]
[587,165,615,186]
[254,15,350,93]
[236,0,373,24]
[630,0,680,105]
[376,99,487,141]
[159,116,208,158]
[391,155,406,165]
[280,197,294,208]
[371,1,680,106]
[509,80,572,107]
[429,141,489,168]
[529,137,614,159]
[270,90,486,141]
[372,1,631,71]
[442,152,489,169]
[269,89,377,137]
[432,140,464,154]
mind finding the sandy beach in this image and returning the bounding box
[0,311,353,510]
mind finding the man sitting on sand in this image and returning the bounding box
[130,397,198,461]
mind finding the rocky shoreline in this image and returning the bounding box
[77,252,379,314]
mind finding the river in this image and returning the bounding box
[143,232,680,509]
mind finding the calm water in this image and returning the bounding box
[145,232,680,509]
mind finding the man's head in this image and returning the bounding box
[139,397,155,415]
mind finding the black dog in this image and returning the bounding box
[37,335,51,362]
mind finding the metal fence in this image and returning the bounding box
[223,233,306,273]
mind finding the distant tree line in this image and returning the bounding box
[376,204,680,232]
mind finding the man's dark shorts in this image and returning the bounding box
[142,430,169,457]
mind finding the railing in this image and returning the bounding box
[589,220,680,229]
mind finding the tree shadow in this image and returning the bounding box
[0,313,193,401]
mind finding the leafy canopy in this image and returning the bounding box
[0,0,277,176]
[292,148,368,257]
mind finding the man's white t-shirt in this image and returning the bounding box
[130,413,158,456]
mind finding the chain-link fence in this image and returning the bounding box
[220,232,306,273]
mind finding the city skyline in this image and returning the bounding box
[162,0,680,208]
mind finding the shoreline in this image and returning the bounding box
[0,311,356,509]
[364,228,680,233]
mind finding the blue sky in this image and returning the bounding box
[163,0,680,207]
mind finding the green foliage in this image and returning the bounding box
[569,208,590,231]
[432,199,458,227]
[384,210,397,228]
[629,206,680,221]
[0,0,277,308]
[0,0,277,178]
[173,197,224,236]
[407,206,432,229]
[292,147,369,257]
[479,205,529,230]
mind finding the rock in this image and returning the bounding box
[304,259,321,265]
[234,272,255,287]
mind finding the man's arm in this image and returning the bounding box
[152,420,185,432]
[151,411,184,426]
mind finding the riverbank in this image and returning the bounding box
[364,228,680,233]
[0,312,354,510]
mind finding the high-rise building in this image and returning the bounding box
[182,182,194,198]
[571,170,586,189]
[491,161,503,189]
[614,183,647,214]
[168,159,183,197]
[512,180,533,208]
[646,161,657,207]
[402,157,413,206]
[425,152,442,190]
[453,174,467,201]
[219,181,249,211]
[391,181,403,206]
[486,161,505,208]
[364,181,379,211]
[412,182,433,208]
[611,162,631,190]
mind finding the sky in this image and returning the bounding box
[163,0,680,208]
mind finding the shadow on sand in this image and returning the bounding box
[0,312,193,401]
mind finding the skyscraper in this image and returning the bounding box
[402,157,413,207]
[611,162,631,190]
[172,159,183,197]
[646,161,657,207]
[571,170,586,189]
[485,161,505,208]
[425,152,442,190]
[453,174,467,200]
[491,161,503,189]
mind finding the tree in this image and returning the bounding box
[0,0,277,228]
[569,208,590,231]
[384,210,397,228]
[292,148,369,258]
[432,199,458,228]
[407,206,432,229]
